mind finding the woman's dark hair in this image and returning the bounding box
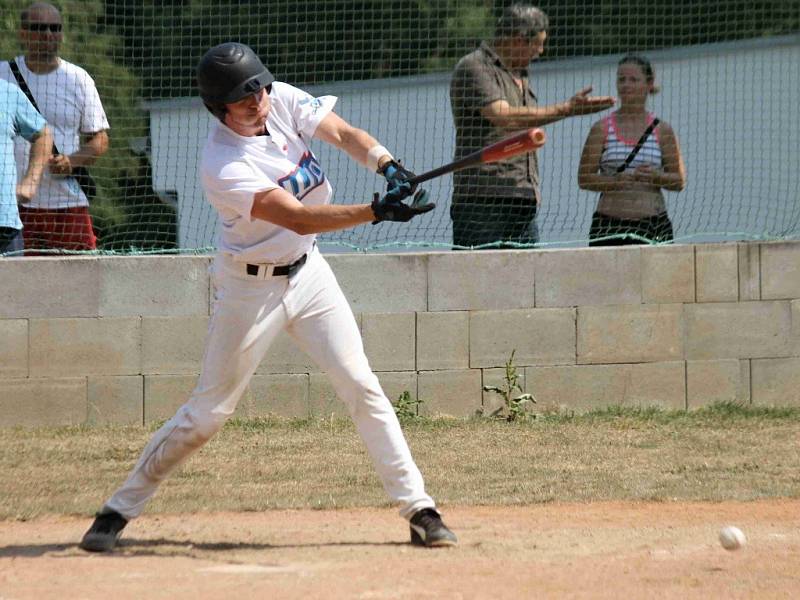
[618,54,659,94]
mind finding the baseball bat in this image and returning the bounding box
[408,128,547,186]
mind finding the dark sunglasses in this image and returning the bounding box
[23,22,63,33]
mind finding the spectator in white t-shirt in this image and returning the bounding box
[0,2,109,253]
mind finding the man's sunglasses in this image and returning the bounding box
[23,23,63,33]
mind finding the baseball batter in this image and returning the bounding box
[79,42,457,551]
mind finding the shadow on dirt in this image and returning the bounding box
[0,537,409,558]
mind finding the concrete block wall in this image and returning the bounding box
[3,241,800,427]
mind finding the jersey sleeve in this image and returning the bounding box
[12,85,47,142]
[79,71,110,134]
[275,82,337,139]
[201,158,278,223]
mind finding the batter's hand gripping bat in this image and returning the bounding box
[408,128,547,186]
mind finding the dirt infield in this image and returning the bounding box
[1,500,799,599]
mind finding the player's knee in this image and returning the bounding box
[177,406,226,447]
[332,368,374,396]
[330,370,391,416]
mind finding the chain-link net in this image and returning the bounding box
[0,1,798,255]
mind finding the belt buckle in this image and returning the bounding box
[246,254,306,279]
[246,262,275,279]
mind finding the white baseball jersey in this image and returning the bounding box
[200,82,337,265]
[0,56,109,209]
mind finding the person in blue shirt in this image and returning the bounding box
[0,77,52,254]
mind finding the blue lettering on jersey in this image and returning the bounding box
[298,96,323,114]
[278,152,325,200]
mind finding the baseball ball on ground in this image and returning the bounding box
[719,525,746,551]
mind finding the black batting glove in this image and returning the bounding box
[371,189,435,223]
[379,160,417,202]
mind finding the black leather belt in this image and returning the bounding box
[246,253,307,278]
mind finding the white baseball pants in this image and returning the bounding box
[105,247,435,520]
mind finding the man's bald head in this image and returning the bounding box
[19,1,63,68]
[21,2,62,27]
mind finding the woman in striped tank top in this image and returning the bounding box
[578,55,686,245]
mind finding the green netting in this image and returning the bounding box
[0,1,798,255]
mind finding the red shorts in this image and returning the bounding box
[18,205,97,253]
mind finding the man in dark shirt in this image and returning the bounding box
[449,3,615,248]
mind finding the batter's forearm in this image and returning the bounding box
[329,125,393,171]
[294,203,375,234]
[252,198,374,235]
[23,127,53,187]
[315,113,394,172]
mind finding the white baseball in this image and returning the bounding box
[719,525,746,551]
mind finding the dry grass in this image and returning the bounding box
[2,403,799,520]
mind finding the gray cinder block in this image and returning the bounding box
[417,311,469,371]
[327,253,428,312]
[686,360,750,407]
[641,245,695,304]
[685,301,792,359]
[535,246,641,307]
[362,312,415,372]
[0,377,87,426]
[99,256,211,316]
[258,330,322,374]
[0,257,101,318]
[0,319,28,378]
[578,304,684,364]
[428,250,536,311]
[526,362,686,413]
[417,369,482,417]
[751,357,800,406]
[30,317,142,377]
[696,244,738,302]
[248,374,310,418]
[738,243,760,301]
[88,375,144,425]
[760,242,800,300]
[308,373,350,418]
[470,308,576,368]
[142,316,209,374]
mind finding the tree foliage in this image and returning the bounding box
[539,0,800,59]
[100,0,798,100]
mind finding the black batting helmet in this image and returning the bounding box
[197,42,274,118]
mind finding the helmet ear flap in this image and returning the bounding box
[203,101,227,122]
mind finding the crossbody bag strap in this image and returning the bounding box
[615,117,660,173]
[9,58,62,155]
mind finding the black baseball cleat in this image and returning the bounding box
[79,509,128,552]
[409,508,458,547]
